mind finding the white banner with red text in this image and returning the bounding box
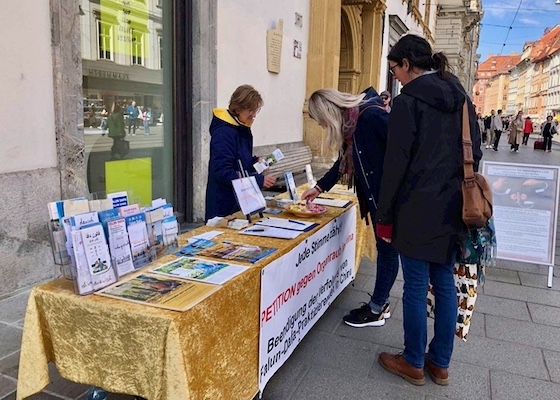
[258,205,357,392]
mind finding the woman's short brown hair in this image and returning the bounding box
[228,85,263,116]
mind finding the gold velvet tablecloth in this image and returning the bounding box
[17,196,375,400]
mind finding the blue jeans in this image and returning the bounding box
[368,232,399,313]
[400,254,457,369]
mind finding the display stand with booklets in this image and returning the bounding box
[231,176,266,222]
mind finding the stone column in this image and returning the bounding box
[50,0,88,198]
[359,1,386,92]
[304,0,342,165]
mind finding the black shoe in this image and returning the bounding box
[343,303,389,327]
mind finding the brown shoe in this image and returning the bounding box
[378,352,425,386]
[424,354,449,386]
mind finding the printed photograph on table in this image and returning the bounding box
[95,273,220,311]
[198,241,277,264]
[482,161,560,265]
[174,239,217,257]
[150,257,249,285]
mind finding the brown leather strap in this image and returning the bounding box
[462,101,476,183]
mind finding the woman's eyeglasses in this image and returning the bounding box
[389,64,398,75]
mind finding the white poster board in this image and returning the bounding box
[231,176,266,216]
[258,206,357,392]
[482,162,560,285]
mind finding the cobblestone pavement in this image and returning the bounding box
[2,135,560,399]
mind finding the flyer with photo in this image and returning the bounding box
[150,257,248,285]
[95,273,220,311]
[198,241,277,263]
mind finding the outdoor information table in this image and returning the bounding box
[17,192,374,400]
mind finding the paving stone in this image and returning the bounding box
[0,325,22,360]
[465,312,485,338]
[485,267,520,285]
[483,280,560,308]
[494,259,549,276]
[451,334,548,379]
[331,286,371,310]
[334,313,404,350]
[352,273,372,292]
[490,370,560,400]
[287,330,379,376]
[528,302,560,327]
[42,363,90,399]
[0,351,19,379]
[0,291,29,324]
[261,353,310,400]
[486,314,560,352]
[544,350,560,384]
[290,364,422,400]
[357,258,376,276]
[519,271,560,291]
[311,305,345,334]
[0,375,16,399]
[475,293,531,321]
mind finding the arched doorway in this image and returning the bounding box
[338,7,361,94]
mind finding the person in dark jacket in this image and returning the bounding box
[205,85,276,221]
[542,115,557,152]
[107,103,128,159]
[300,87,399,328]
[375,34,482,387]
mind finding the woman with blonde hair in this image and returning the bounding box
[301,87,400,329]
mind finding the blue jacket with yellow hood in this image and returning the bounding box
[205,108,264,221]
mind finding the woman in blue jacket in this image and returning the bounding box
[301,87,399,329]
[205,85,276,221]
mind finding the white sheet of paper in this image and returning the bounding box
[187,230,225,244]
[255,217,314,231]
[312,198,351,208]
[240,226,301,239]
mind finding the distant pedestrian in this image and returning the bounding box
[484,113,493,148]
[542,115,557,152]
[380,90,392,112]
[142,107,151,135]
[491,109,503,151]
[477,113,486,144]
[508,111,523,152]
[522,116,533,145]
[376,34,482,387]
[126,100,140,135]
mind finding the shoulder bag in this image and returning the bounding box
[461,101,493,229]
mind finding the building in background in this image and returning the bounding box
[474,54,520,115]
[434,0,482,92]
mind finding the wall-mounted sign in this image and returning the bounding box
[293,40,302,59]
[266,19,283,74]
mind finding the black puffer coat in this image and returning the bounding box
[375,72,482,264]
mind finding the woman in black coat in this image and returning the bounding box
[376,34,482,386]
[301,87,399,329]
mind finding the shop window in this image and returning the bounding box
[131,30,144,66]
[98,20,113,60]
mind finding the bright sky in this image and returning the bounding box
[478,0,560,62]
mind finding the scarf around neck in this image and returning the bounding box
[338,106,359,188]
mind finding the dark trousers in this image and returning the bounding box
[127,118,137,135]
[544,136,552,151]
[522,133,530,145]
[493,130,502,150]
